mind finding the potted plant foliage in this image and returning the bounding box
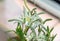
[7,0,56,41]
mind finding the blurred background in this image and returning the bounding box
[0,0,60,41]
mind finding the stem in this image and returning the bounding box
[24,0,30,12]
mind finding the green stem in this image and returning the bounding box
[24,0,30,12]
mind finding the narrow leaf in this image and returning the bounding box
[24,26,29,35]
[38,26,42,35]
[47,26,49,32]
[43,19,52,24]
[31,8,37,15]
[50,27,54,33]
[46,26,50,36]
[31,8,37,14]
[51,34,57,41]
[8,19,21,22]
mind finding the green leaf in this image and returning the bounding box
[51,34,57,41]
[31,8,37,15]
[16,23,26,41]
[40,24,47,31]
[46,26,50,36]
[50,27,54,33]
[24,26,29,35]
[41,29,45,34]
[8,19,23,25]
[8,19,22,22]
[47,26,49,32]
[38,26,41,35]
[43,19,52,24]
